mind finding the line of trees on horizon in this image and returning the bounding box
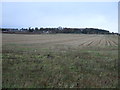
[0,27,119,35]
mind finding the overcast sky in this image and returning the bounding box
[2,2,118,33]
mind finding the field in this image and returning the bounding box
[2,34,118,88]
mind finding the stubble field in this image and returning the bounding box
[2,34,118,88]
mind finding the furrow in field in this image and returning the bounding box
[107,39,116,46]
[98,39,102,45]
[90,36,102,46]
[110,40,118,46]
[107,40,112,46]
[52,35,97,46]
[99,37,107,47]
[105,35,118,46]
[78,39,95,46]
[105,40,109,46]
[86,41,94,46]
[83,35,103,46]
[39,35,95,45]
[78,35,102,46]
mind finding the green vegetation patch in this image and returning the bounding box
[2,44,118,88]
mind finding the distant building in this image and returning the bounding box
[58,26,63,30]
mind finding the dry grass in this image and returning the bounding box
[2,34,118,88]
[2,34,118,47]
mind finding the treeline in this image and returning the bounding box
[0,27,118,35]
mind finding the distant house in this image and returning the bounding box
[58,26,63,30]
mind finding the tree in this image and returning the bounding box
[35,27,39,31]
[28,27,34,32]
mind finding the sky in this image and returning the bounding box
[1,2,118,33]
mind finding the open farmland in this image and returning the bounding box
[2,34,118,47]
[2,34,118,88]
